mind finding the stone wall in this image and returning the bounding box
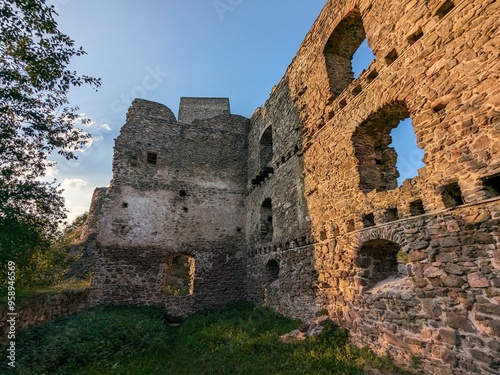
[245,0,499,374]
[178,97,230,124]
[91,98,250,315]
[313,201,500,374]
[0,290,93,345]
[67,187,106,278]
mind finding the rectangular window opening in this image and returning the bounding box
[352,85,362,97]
[441,182,464,208]
[385,49,398,65]
[407,29,423,45]
[386,208,399,222]
[147,152,158,165]
[435,0,455,19]
[363,213,375,228]
[164,254,195,296]
[367,70,378,82]
[409,199,425,216]
[483,174,500,197]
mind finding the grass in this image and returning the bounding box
[7,304,412,375]
[0,278,91,306]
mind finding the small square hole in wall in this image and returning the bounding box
[483,173,500,197]
[122,202,128,208]
[179,190,187,197]
[407,28,423,45]
[147,152,157,165]
[409,199,425,216]
[367,70,378,82]
[352,85,362,96]
[339,99,347,109]
[385,49,398,65]
[386,207,399,222]
[435,0,455,19]
[362,213,375,228]
[441,182,464,208]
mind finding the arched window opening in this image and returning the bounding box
[353,101,425,193]
[389,118,425,186]
[357,239,406,289]
[260,126,273,170]
[266,259,279,283]
[164,254,195,296]
[352,39,375,79]
[260,198,273,241]
[324,9,373,97]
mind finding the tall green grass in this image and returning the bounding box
[7,304,412,375]
[12,306,170,375]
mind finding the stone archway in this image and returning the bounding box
[356,239,406,289]
[265,259,280,283]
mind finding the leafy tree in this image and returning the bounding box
[0,0,100,287]
[0,212,90,291]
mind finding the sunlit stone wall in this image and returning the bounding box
[245,0,500,373]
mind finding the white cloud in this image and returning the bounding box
[45,164,59,177]
[70,114,111,133]
[62,178,87,190]
[64,204,90,225]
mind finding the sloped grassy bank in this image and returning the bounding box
[7,304,412,375]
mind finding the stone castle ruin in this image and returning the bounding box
[84,0,499,373]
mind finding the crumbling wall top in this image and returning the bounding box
[178,97,230,124]
[126,98,177,124]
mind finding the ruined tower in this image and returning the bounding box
[90,98,250,316]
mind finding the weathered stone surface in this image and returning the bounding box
[90,98,250,314]
[408,250,428,262]
[468,273,490,288]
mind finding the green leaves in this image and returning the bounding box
[0,0,101,219]
[0,0,100,281]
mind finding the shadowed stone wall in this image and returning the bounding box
[178,97,230,124]
[91,98,250,316]
[0,291,93,345]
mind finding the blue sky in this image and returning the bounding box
[45,0,422,223]
[45,0,326,222]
